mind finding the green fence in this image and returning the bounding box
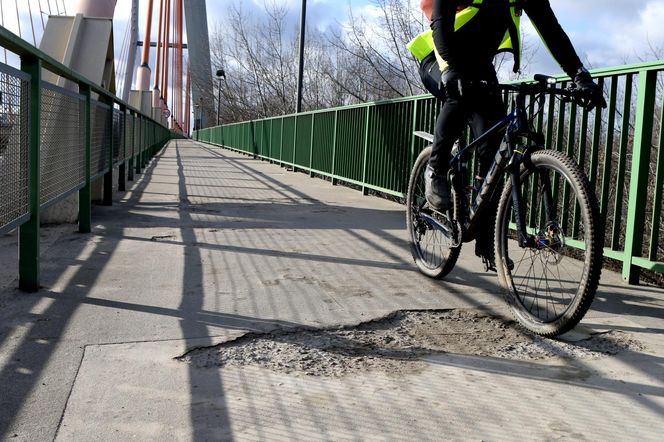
[0,27,171,291]
[195,61,664,285]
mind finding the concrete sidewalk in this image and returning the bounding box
[0,139,662,441]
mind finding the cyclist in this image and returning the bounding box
[408,0,605,271]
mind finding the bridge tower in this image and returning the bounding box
[183,0,214,130]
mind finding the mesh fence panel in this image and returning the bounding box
[39,83,85,206]
[0,65,30,232]
[91,100,111,179]
[113,108,124,162]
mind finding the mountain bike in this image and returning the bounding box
[406,75,603,337]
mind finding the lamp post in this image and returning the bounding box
[216,69,225,126]
[296,0,307,113]
[194,103,200,132]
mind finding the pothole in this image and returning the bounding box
[177,310,644,377]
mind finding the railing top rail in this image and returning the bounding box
[0,26,163,125]
[205,59,664,131]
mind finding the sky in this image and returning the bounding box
[1,0,662,90]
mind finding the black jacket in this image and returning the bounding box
[431,0,583,76]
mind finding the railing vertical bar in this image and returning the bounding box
[103,99,114,205]
[18,56,41,292]
[572,106,589,237]
[551,83,567,211]
[292,115,298,166]
[280,117,284,164]
[600,76,618,228]
[622,70,658,283]
[269,118,274,163]
[611,73,633,251]
[649,93,664,262]
[410,99,419,169]
[127,114,133,181]
[118,106,126,192]
[588,77,604,186]
[331,110,338,185]
[309,113,315,176]
[561,100,576,232]
[361,106,371,195]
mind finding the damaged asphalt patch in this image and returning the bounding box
[177,310,644,377]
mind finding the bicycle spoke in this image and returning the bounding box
[498,151,599,333]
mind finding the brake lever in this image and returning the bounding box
[563,85,594,109]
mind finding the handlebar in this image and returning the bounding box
[499,74,597,108]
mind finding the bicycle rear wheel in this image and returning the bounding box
[406,146,461,279]
[495,150,603,336]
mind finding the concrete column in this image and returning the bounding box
[184,0,214,129]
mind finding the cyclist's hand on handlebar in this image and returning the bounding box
[573,67,607,108]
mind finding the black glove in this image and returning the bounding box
[442,67,464,99]
[574,67,607,108]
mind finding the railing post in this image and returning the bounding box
[128,113,135,181]
[118,105,127,191]
[79,84,92,234]
[309,113,315,176]
[18,56,42,292]
[280,117,284,164]
[622,70,658,284]
[331,110,338,186]
[135,115,141,175]
[103,98,114,206]
[361,106,371,195]
[293,115,298,167]
[139,116,144,167]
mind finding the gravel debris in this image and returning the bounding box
[177,310,644,377]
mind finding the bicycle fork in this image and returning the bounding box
[510,152,558,249]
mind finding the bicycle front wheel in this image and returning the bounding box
[406,146,461,279]
[495,150,603,336]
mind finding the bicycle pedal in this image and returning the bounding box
[482,257,497,273]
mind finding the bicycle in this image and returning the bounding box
[406,75,603,337]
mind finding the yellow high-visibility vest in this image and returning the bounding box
[407,1,522,72]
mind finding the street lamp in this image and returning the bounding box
[216,69,225,126]
[194,103,200,134]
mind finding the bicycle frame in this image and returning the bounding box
[449,91,550,248]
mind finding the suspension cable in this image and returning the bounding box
[37,0,45,30]
[116,16,132,98]
[1,0,7,63]
[153,0,164,91]
[27,0,37,45]
[14,0,22,40]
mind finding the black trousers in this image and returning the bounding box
[418,53,504,178]
[418,53,506,254]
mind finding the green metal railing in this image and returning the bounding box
[0,27,171,291]
[195,61,664,284]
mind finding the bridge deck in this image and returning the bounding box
[0,140,662,440]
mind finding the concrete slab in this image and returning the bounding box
[1,140,663,440]
[57,317,663,441]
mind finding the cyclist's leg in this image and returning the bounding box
[418,54,468,209]
[466,78,506,270]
